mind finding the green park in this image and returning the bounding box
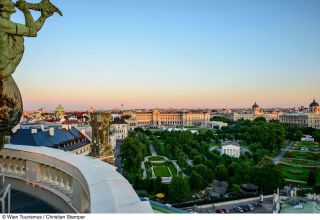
[119,117,320,205]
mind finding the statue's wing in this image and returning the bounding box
[23,0,63,16]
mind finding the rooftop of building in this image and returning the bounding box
[1,145,153,213]
[280,201,320,213]
[310,99,319,108]
[10,126,89,151]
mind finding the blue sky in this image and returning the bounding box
[10,0,320,110]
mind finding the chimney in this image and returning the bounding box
[49,127,54,136]
[62,125,68,130]
[31,129,37,134]
[40,124,45,131]
[12,124,20,134]
[69,125,72,130]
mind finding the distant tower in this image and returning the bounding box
[120,103,124,114]
[309,99,319,114]
[55,104,65,118]
[90,105,94,113]
[252,102,260,115]
[90,111,114,164]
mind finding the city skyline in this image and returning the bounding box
[24,98,319,111]
[11,0,320,110]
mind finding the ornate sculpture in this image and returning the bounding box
[89,111,115,164]
[0,0,62,149]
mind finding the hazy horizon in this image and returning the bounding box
[11,0,320,110]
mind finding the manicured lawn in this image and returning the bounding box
[294,142,319,148]
[153,166,171,177]
[145,162,153,178]
[159,140,166,155]
[280,159,320,166]
[284,151,319,161]
[277,164,320,182]
[145,161,177,178]
[167,163,178,176]
[148,156,166,161]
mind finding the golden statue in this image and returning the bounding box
[0,0,62,149]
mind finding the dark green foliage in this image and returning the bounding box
[189,171,204,191]
[214,164,228,181]
[120,136,143,173]
[314,185,320,194]
[307,171,317,187]
[168,176,190,204]
[194,164,214,183]
[252,162,285,194]
[312,130,320,142]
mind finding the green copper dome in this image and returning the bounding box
[55,104,64,112]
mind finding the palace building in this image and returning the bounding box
[124,109,210,130]
[231,102,280,122]
[279,99,320,129]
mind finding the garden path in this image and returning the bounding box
[284,178,307,184]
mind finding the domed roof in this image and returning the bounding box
[310,99,319,108]
[55,104,64,112]
[252,102,259,109]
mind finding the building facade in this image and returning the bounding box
[111,122,128,141]
[231,102,280,122]
[221,144,240,158]
[124,109,210,130]
[279,100,320,129]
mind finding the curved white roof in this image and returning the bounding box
[4,145,153,213]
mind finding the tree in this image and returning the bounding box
[153,176,163,193]
[253,117,267,123]
[194,164,214,183]
[214,164,228,181]
[313,184,320,194]
[193,155,203,165]
[307,171,317,187]
[189,171,204,191]
[295,130,303,141]
[168,176,190,205]
[252,162,285,194]
[312,130,320,142]
[120,136,143,173]
[230,184,243,195]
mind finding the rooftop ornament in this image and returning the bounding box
[0,0,62,149]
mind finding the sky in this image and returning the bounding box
[9,0,320,110]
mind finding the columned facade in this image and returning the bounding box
[221,145,240,158]
[125,110,210,129]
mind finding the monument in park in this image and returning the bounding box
[90,111,115,164]
[0,0,62,149]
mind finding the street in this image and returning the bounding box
[184,197,274,214]
[114,141,123,173]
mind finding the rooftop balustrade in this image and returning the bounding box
[0,145,152,213]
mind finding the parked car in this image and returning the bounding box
[234,206,244,213]
[222,208,229,213]
[240,205,250,212]
[245,204,254,211]
[216,209,225,213]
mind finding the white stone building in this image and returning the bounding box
[201,121,228,129]
[221,144,240,158]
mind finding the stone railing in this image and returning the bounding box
[0,145,153,213]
